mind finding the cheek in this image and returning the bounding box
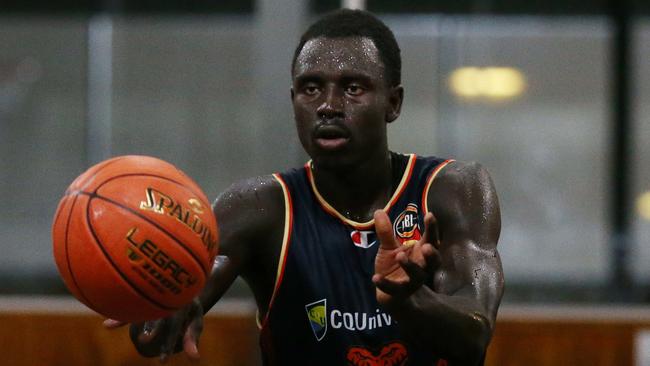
[293,105,313,146]
[348,99,386,127]
[293,104,312,126]
[347,103,387,142]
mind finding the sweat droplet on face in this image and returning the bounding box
[294,37,386,84]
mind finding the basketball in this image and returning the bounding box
[52,155,219,322]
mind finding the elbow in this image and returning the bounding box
[452,313,492,366]
[469,313,493,365]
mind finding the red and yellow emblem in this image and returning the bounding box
[392,203,421,246]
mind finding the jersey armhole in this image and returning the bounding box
[257,173,294,330]
[421,159,455,214]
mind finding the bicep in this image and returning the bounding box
[212,175,283,270]
[428,161,504,324]
[200,176,284,306]
[434,240,504,325]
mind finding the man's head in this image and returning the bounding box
[291,10,404,169]
[292,9,401,87]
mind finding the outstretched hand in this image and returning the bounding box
[373,210,442,306]
[103,298,204,363]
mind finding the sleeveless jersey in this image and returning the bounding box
[260,153,453,366]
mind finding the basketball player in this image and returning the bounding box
[106,9,504,365]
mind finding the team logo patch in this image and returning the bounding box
[350,230,377,249]
[393,203,421,246]
[305,299,327,341]
[346,342,408,366]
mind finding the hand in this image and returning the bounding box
[373,210,442,306]
[103,297,204,362]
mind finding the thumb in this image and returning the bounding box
[183,319,202,362]
[183,302,204,362]
[374,210,399,250]
[103,319,126,329]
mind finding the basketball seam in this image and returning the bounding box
[94,172,207,204]
[71,156,129,194]
[63,193,98,310]
[83,191,209,276]
[89,172,212,274]
[83,194,178,312]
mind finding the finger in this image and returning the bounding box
[421,243,442,276]
[374,210,399,250]
[183,303,204,362]
[396,250,409,265]
[137,319,165,344]
[373,275,411,299]
[160,313,186,362]
[103,319,126,329]
[422,212,441,248]
[398,255,429,285]
[183,321,201,362]
[407,242,426,267]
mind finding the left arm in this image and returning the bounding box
[373,161,504,365]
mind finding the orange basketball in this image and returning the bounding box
[52,155,219,322]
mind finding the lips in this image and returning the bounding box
[313,123,350,151]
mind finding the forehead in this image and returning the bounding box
[293,36,385,80]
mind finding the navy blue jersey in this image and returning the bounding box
[260,153,453,366]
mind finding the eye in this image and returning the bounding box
[345,84,364,96]
[302,84,320,96]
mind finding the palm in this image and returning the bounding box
[375,243,425,303]
[372,210,439,305]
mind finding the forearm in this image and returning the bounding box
[198,255,239,314]
[387,286,491,365]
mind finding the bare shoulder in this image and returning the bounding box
[433,160,494,193]
[428,160,501,248]
[213,175,284,215]
[213,175,286,247]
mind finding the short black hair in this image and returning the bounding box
[292,9,401,86]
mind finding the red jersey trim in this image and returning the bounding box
[421,159,455,214]
[258,173,294,330]
[305,154,417,230]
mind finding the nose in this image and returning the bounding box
[316,85,344,120]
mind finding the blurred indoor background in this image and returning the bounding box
[1,0,650,364]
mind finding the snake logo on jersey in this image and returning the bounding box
[347,342,408,366]
[393,203,421,246]
[305,299,328,341]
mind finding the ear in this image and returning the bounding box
[385,85,404,123]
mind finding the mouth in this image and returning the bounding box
[313,124,350,150]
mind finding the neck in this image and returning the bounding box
[311,150,394,222]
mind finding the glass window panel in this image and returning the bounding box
[110,17,261,201]
[387,17,610,288]
[0,18,87,287]
[439,18,611,285]
[631,18,650,284]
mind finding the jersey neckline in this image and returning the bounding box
[304,154,417,230]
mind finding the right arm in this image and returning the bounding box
[201,174,286,316]
[119,175,286,360]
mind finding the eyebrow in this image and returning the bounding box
[293,73,323,84]
[294,71,376,84]
[341,73,374,84]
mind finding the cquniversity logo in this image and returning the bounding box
[305,300,396,341]
[305,299,327,341]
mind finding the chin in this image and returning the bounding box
[310,152,359,172]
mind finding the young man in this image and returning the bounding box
[108,9,504,365]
